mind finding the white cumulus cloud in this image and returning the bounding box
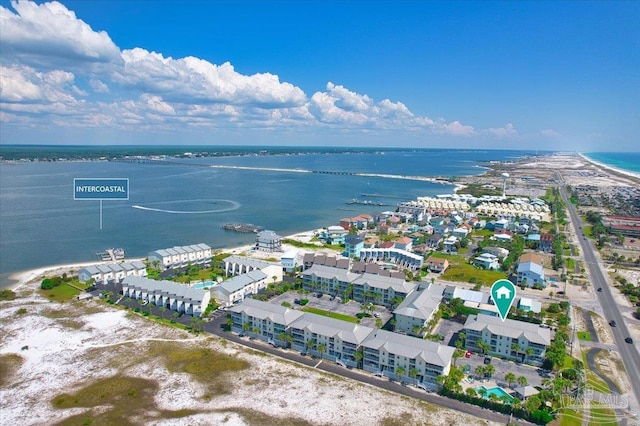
[0,0,121,69]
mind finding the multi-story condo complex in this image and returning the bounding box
[228,299,455,383]
[122,276,210,317]
[463,314,551,365]
[148,243,211,270]
[393,284,444,336]
[78,260,147,284]
[358,247,424,270]
[361,329,455,383]
[302,265,416,308]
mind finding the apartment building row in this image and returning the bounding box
[213,255,283,307]
[301,264,416,308]
[78,260,147,284]
[148,243,212,270]
[463,314,551,365]
[122,276,210,317]
[358,247,424,270]
[229,298,455,383]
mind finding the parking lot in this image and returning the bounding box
[270,291,393,328]
[458,351,545,389]
[432,318,465,346]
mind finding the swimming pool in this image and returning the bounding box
[474,386,514,402]
[191,281,213,290]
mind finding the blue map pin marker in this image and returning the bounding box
[491,279,517,321]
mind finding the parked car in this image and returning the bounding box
[336,359,346,368]
[416,382,428,391]
[465,351,472,358]
[373,371,384,377]
[625,337,633,344]
[483,357,492,365]
[609,320,617,327]
[597,287,603,292]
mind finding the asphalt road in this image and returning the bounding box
[557,177,640,412]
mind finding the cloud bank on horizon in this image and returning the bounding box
[0,0,577,147]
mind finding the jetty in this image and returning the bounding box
[346,199,391,207]
[222,223,264,233]
[96,248,125,261]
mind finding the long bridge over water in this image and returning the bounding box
[111,157,453,183]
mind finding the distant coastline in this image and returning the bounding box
[578,153,640,180]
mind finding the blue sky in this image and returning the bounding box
[1,0,638,151]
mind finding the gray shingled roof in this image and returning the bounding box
[464,314,551,346]
[123,276,207,303]
[224,255,277,269]
[228,298,304,325]
[394,284,444,320]
[362,329,455,367]
[352,273,416,293]
[302,264,359,282]
[218,270,268,294]
[289,313,375,345]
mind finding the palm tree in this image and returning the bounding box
[466,387,477,398]
[317,343,327,359]
[159,306,166,320]
[354,350,363,369]
[475,365,485,379]
[278,332,292,348]
[517,375,528,387]
[484,364,495,378]
[452,349,465,366]
[511,343,522,362]
[525,347,534,362]
[477,341,490,355]
[172,312,179,323]
[409,368,420,385]
[478,387,488,399]
[242,322,250,334]
[306,339,315,352]
[396,365,406,379]
[499,394,511,405]
[488,393,500,403]
[226,317,234,331]
[505,372,516,388]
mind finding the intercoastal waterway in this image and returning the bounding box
[0,148,536,284]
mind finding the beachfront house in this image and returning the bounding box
[322,225,348,245]
[255,230,282,252]
[148,243,212,271]
[463,314,550,365]
[122,276,210,317]
[361,329,455,383]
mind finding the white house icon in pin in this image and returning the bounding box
[495,286,511,299]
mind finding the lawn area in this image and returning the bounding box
[577,331,591,341]
[558,407,583,426]
[302,307,360,323]
[583,225,594,238]
[473,229,494,238]
[581,350,611,394]
[439,254,507,286]
[174,268,216,283]
[566,258,576,271]
[39,283,81,302]
[588,402,617,426]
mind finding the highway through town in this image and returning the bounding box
[557,176,640,414]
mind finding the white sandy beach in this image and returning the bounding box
[578,153,640,180]
[0,270,498,426]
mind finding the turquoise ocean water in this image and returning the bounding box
[582,152,640,174]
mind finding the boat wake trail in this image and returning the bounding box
[132,199,240,214]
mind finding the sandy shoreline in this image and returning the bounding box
[4,229,324,291]
[578,152,640,180]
